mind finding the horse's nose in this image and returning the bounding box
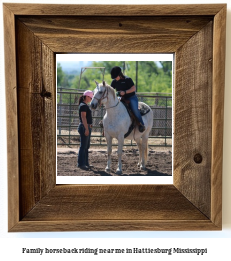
[90,102,96,110]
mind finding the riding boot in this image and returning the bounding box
[139,123,145,132]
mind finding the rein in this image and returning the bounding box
[94,86,120,109]
[105,100,120,110]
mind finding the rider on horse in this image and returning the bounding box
[110,66,145,132]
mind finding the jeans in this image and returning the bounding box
[128,95,144,125]
[77,123,91,167]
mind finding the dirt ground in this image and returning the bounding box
[57,146,172,176]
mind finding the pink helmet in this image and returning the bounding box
[83,90,93,99]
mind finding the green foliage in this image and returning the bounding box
[57,61,172,94]
[57,63,73,88]
[57,63,65,86]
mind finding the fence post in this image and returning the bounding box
[165,96,168,146]
[58,87,62,135]
[69,92,71,145]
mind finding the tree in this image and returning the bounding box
[159,61,172,76]
[57,63,65,87]
[58,61,172,94]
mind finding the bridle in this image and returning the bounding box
[93,85,108,106]
[93,85,120,109]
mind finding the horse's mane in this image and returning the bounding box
[102,81,116,100]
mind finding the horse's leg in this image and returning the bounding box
[105,133,112,172]
[144,137,148,166]
[140,135,149,170]
[116,135,124,174]
[135,137,142,167]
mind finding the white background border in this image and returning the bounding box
[0,1,231,260]
[56,54,173,184]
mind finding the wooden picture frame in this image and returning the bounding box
[4,3,226,231]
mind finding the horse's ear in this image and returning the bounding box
[95,80,99,85]
[103,80,105,86]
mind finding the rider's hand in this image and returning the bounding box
[120,91,126,96]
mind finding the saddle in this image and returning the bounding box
[120,97,150,138]
[99,97,150,138]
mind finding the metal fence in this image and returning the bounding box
[57,88,172,147]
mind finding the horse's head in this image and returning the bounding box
[90,80,108,110]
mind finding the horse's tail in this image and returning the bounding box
[144,138,148,165]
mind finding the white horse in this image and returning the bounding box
[90,81,153,174]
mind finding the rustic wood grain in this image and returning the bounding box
[4,3,226,16]
[3,4,20,232]
[16,19,56,218]
[18,16,213,53]
[11,220,219,232]
[14,185,217,232]
[174,22,213,218]
[4,3,226,231]
[22,185,207,221]
[211,5,226,228]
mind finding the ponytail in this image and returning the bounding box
[119,71,125,79]
[78,95,86,105]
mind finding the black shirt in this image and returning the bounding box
[78,102,92,124]
[111,76,135,99]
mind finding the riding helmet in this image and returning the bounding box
[110,66,121,79]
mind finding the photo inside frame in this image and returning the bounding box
[56,54,174,184]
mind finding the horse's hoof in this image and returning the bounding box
[116,169,122,175]
[140,166,146,171]
[105,167,111,173]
